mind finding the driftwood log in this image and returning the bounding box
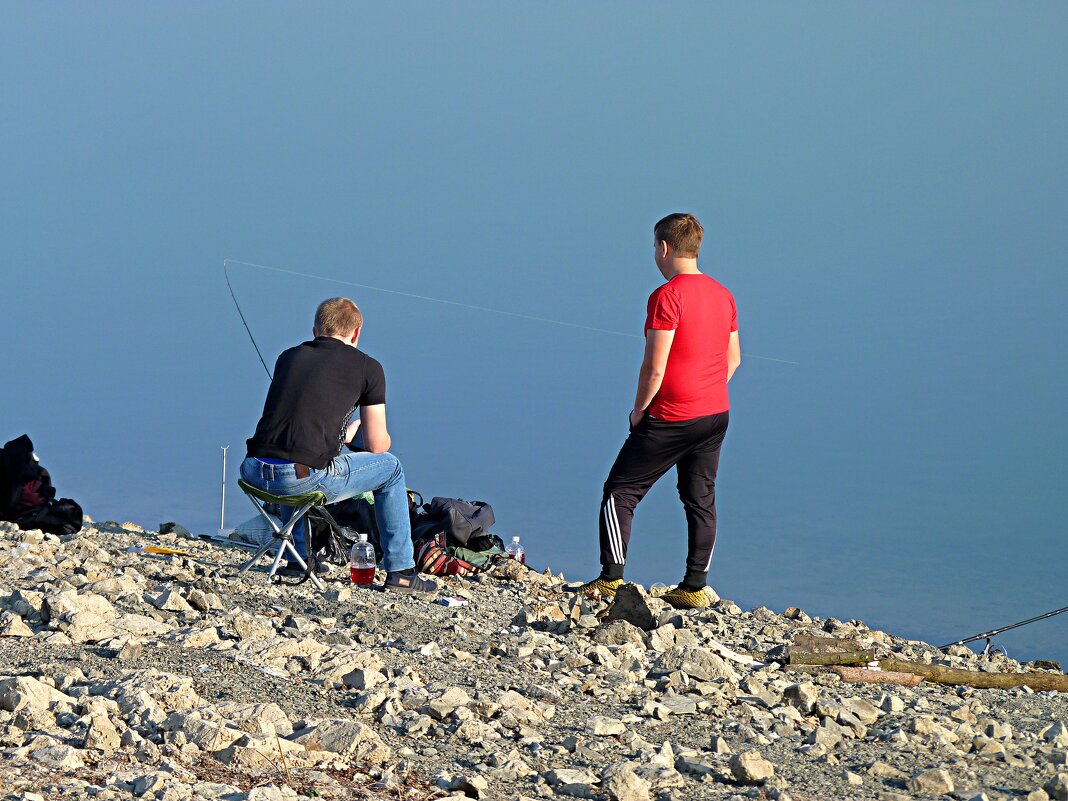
[830,666,922,687]
[788,634,875,666]
[877,660,1068,692]
[781,635,1068,692]
[789,650,876,667]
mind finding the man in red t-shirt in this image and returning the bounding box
[583,213,741,608]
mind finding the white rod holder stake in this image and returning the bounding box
[220,446,229,532]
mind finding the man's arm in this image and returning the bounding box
[631,329,675,427]
[359,404,392,453]
[726,330,741,382]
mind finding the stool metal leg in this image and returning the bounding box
[237,495,326,592]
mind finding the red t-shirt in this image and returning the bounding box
[645,273,738,421]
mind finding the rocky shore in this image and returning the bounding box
[0,519,1066,801]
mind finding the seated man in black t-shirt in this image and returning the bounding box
[240,297,436,595]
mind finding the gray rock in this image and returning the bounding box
[0,611,34,637]
[435,773,489,798]
[0,676,73,713]
[804,720,843,750]
[30,742,85,770]
[986,720,1013,740]
[653,647,739,683]
[878,693,905,713]
[487,748,535,779]
[185,588,212,612]
[710,735,732,754]
[589,716,627,736]
[289,718,391,764]
[1043,722,1068,748]
[341,668,386,690]
[674,753,717,777]
[424,687,472,720]
[783,682,818,714]
[601,763,651,801]
[167,714,245,751]
[44,589,119,642]
[116,640,143,661]
[216,733,305,772]
[592,619,647,647]
[660,695,697,716]
[1045,774,1068,801]
[84,714,121,752]
[605,584,668,631]
[907,768,955,796]
[729,749,775,783]
[247,786,300,801]
[132,771,169,796]
[543,767,600,786]
[867,761,907,780]
[842,696,882,725]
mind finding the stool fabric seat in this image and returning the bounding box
[235,478,327,591]
[236,479,328,508]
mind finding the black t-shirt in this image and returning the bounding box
[246,337,386,469]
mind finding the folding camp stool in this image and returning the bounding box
[235,479,328,591]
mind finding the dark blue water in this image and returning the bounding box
[2,4,1065,664]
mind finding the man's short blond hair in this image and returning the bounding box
[314,297,363,337]
[654,213,704,257]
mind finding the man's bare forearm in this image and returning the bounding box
[727,358,740,383]
[633,362,665,412]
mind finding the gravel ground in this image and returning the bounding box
[1,518,1066,801]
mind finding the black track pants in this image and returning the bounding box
[599,411,729,578]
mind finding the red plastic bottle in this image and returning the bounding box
[505,536,526,564]
[349,533,376,586]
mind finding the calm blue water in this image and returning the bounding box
[2,4,1066,664]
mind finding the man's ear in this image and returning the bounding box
[350,327,361,346]
[657,240,670,260]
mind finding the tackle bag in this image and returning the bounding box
[412,497,496,548]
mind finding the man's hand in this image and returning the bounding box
[344,417,362,444]
[629,409,646,429]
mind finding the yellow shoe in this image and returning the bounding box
[580,577,623,597]
[662,586,712,609]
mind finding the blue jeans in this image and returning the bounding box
[239,453,416,573]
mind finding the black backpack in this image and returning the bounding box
[412,497,497,549]
[324,495,382,561]
[0,435,83,537]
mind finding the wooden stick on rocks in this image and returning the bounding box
[877,660,1068,692]
[830,666,922,687]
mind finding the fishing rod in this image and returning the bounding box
[223,260,273,380]
[940,605,1068,656]
[222,258,802,366]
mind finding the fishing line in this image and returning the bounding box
[223,258,801,365]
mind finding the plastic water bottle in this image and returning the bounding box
[505,536,526,564]
[349,534,376,585]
